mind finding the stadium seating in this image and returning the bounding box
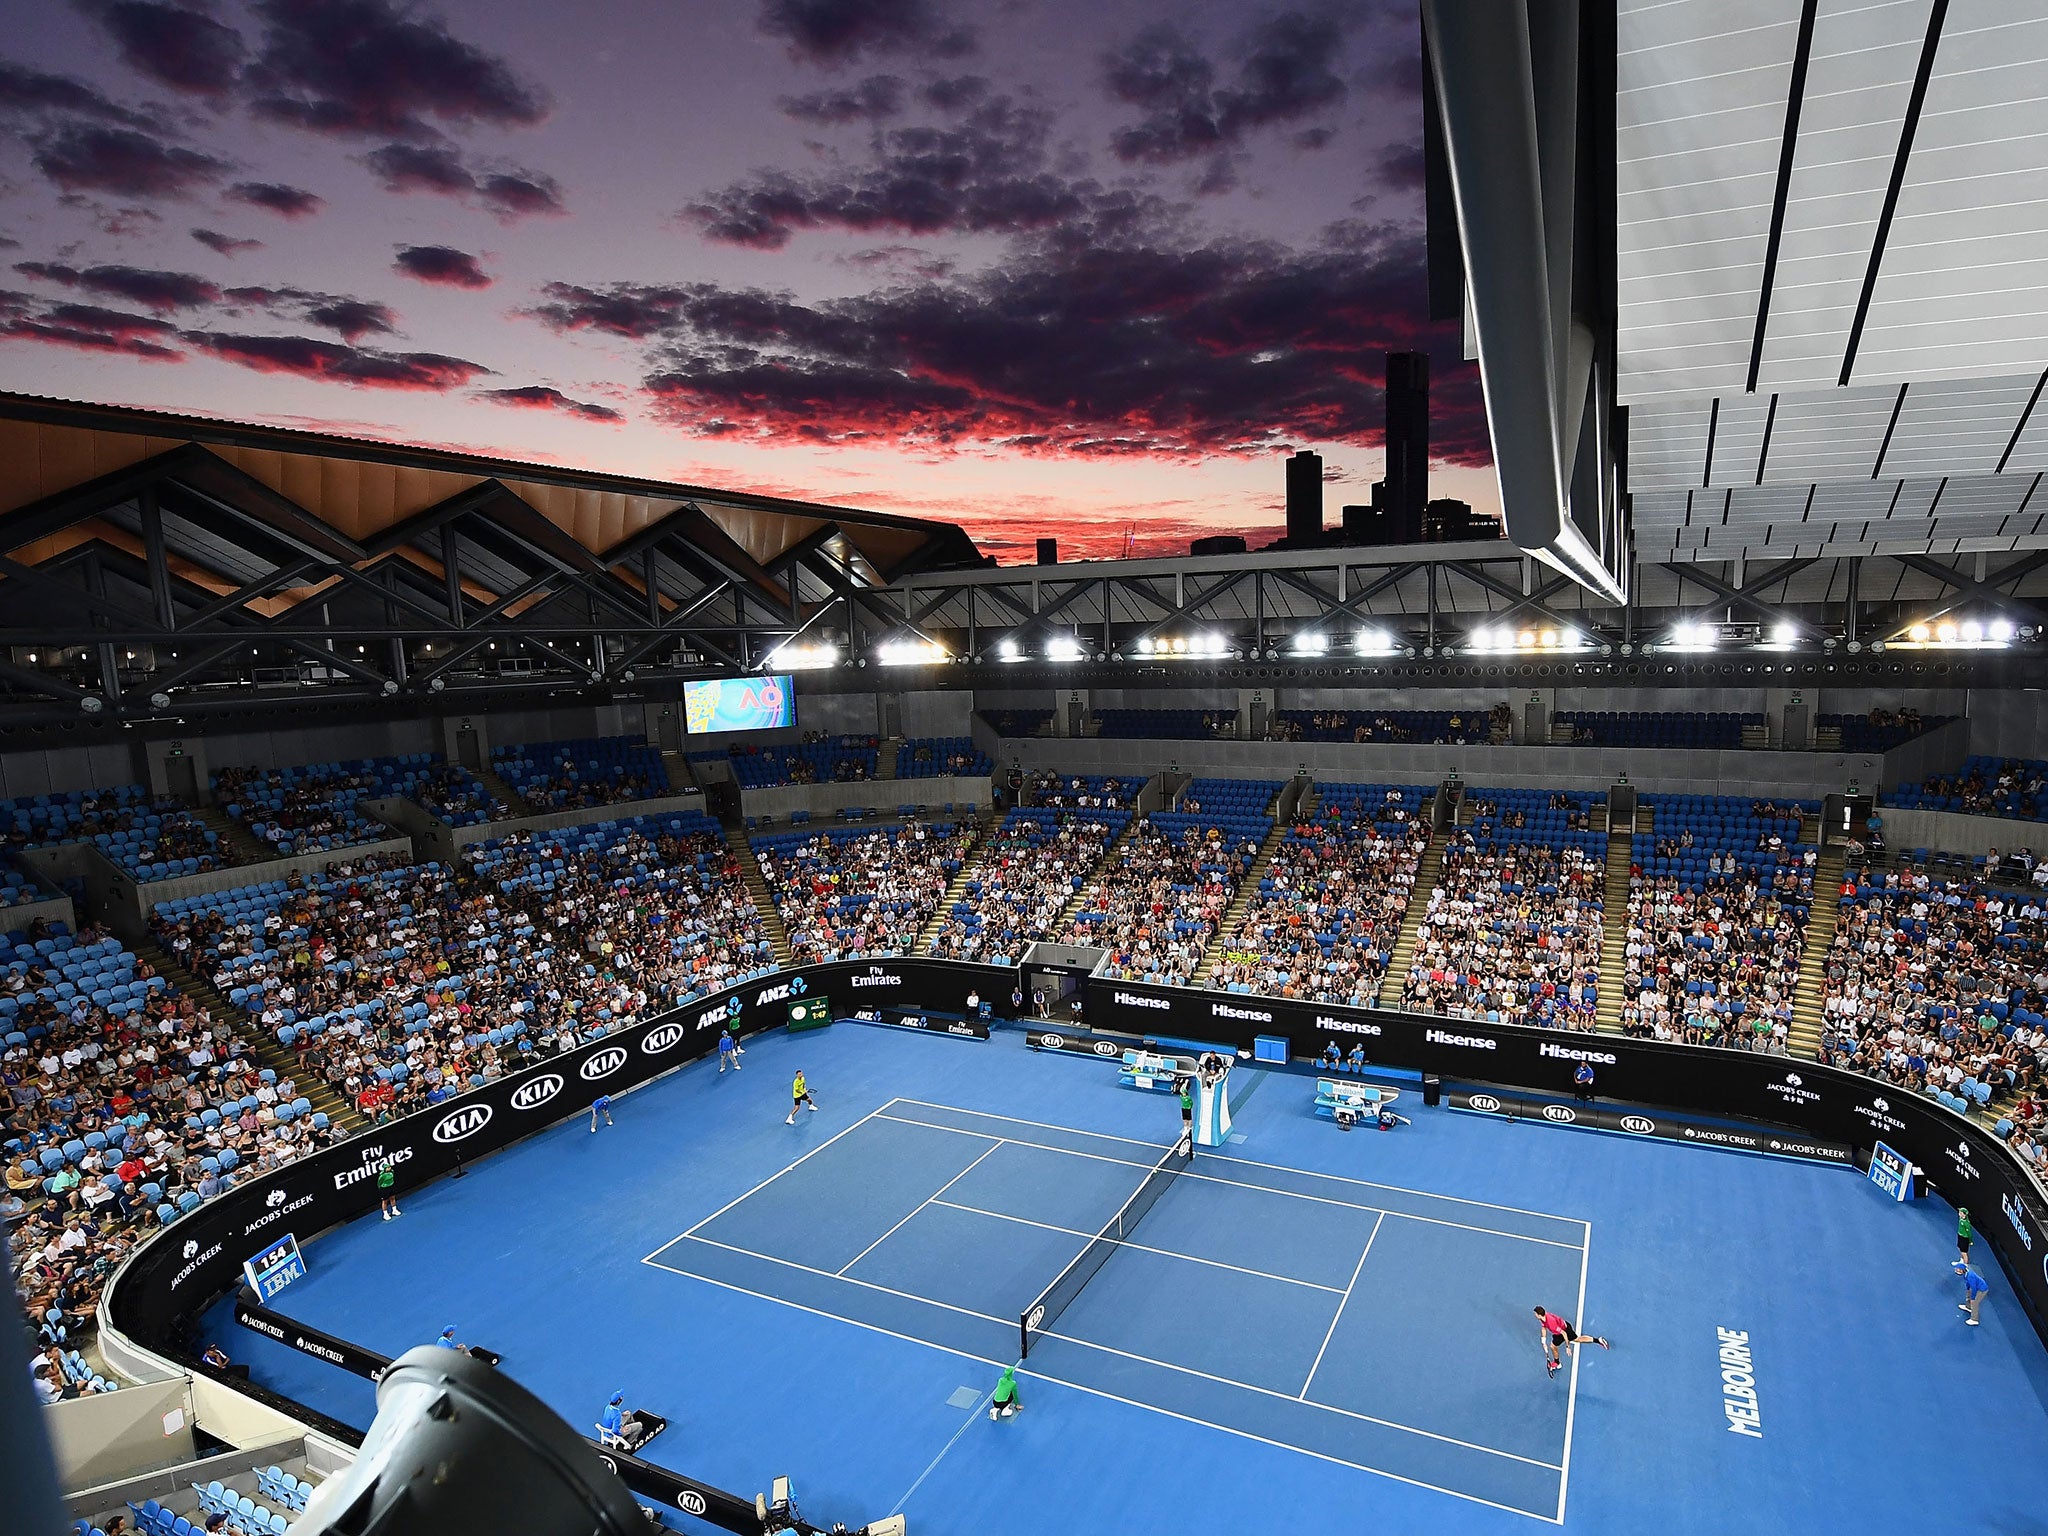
[755,821,975,962]
[1063,780,1281,984]
[1091,708,1241,740]
[212,757,438,852]
[1401,788,1606,1029]
[1209,783,1432,1004]
[976,708,1054,737]
[0,783,244,882]
[1885,755,2048,822]
[1824,711,1952,753]
[895,737,991,778]
[1620,795,1817,1050]
[1820,869,2048,1121]
[928,806,1129,966]
[1550,710,1761,748]
[1273,707,1507,744]
[491,736,673,808]
[725,736,879,788]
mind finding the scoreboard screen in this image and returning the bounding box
[787,996,831,1031]
[1867,1141,1913,1201]
[243,1233,307,1301]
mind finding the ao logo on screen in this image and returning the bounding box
[640,1022,688,1056]
[434,1104,494,1143]
[511,1073,564,1113]
[675,1492,708,1517]
[1468,1094,1503,1113]
[1620,1115,1656,1135]
[580,1046,629,1081]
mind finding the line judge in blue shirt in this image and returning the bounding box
[599,1391,647,1448]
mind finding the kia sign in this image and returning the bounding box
[432,1104,493,1144]
[580,1047,630,1080]
[640,1022,689,1055]
[510,1073,565,1112]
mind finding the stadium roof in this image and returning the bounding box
[1615,0,2048,563]
[0,393,986,619]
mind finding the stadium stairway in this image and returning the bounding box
[1055,819,1140,930]
[1596,832,1633,1032]
[134,935,366,1134]
[474,760,538,815]
[1788,843,1848,1058]
[1376,835,1447,1006]
[912,808,996,951]
[726,827,793,969]
[192,802,272,865]
[1193,820,1289,984]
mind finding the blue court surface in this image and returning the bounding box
[200,1023,2048,1535]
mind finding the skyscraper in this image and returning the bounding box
[1284,449,1325,543]
[1384,351,1429,541]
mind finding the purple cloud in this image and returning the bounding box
[74,0,248,98]
[687,95,1092,249]
[225,180,326,219]
[363,143,563,218]
[0,59,156,128]
[0,290,183,358]
[16,260,222,311]
[477,385,622,423]
[181,329,490,389]
[245,0,549,139]
[392,244,490,289]
[218,283,397,339]
[779,74,904,124]
[758,0,974,66]
[191,227,264,256]
[28,123,231,199]
[1104,13,1350,164]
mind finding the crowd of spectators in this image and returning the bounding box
[1268,705,1510,745]
[927,808,1126,965]
[1208,791,1429,1004]
[213,762,395,852]
[1827,707,1943,753]
[1028,773,1142,810]
[491,737,672,810]
[725,736,878,787]
[1885,756,2048,823]
[1401,796,1606,1029]
[1618,796,1815,1051]
[2,784,244,882]
[1817,869,2048,1139]
[6,919,345,1359]
[150,815,770,1128]
[897,738,991,779]
[1064,821,1255,984]
[755,821,976,963]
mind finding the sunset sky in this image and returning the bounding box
[0,0,1496,560]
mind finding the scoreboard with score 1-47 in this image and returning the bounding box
[787,996,831,1031]
[243,1233,307,1301]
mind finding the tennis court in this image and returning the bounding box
[644,1097,1591,1521]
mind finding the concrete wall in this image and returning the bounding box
[131,836,416,920]
[445,789,711,848]
[0,892,78,938]
[741,776,991,821]
[1873,807,2048,860]
[1972,688,2048,762]
[42,1375,195,1489]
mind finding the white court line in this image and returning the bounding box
[882,1111,1585,1250]
[1036,1324,1563,1472]
[888,1383,994,1517]
[890,1097,1172,1149]
[876,1113,1159,1172]
[1174,1166,1588,1252]
[645,1097,902,1261]
[1556,1222,1593,1525]
[683,1234,1015,1328]
[839,1142,1003,1277]
[639,1254,1560,1525]
[929,1198,1347,1294]
[1300,1212,1383,1399]
[1216,1148,1593,1231]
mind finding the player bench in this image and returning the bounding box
[1315,1078,1409,1130]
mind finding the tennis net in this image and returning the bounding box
[1017,1131,1192,1357]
